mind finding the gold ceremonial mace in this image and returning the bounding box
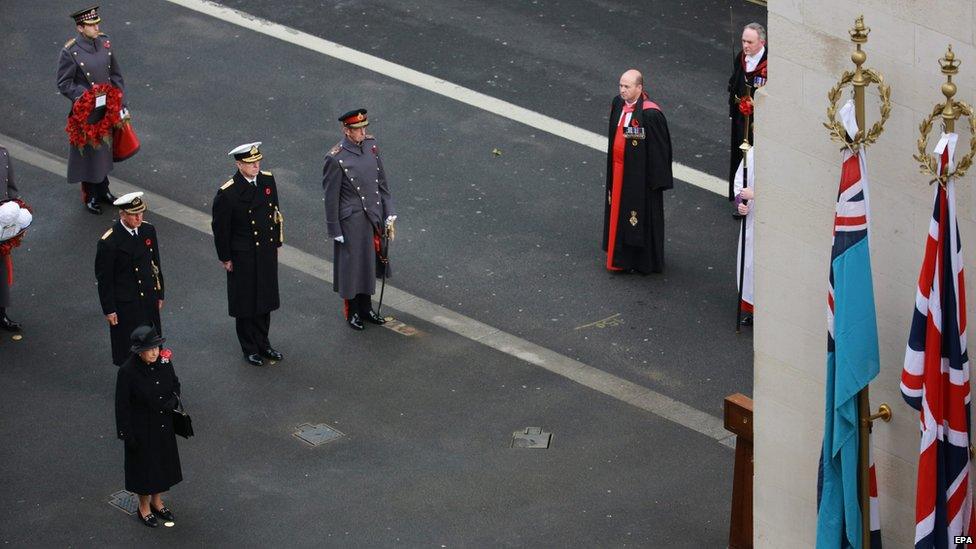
[824,15,895,548]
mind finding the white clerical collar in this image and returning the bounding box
[746,46,765,72]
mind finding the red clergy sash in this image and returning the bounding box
[606,102,636,270]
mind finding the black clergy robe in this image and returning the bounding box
[602,93,673,274]
[727,47,768,200]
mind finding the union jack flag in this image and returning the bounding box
[817,103,882,548]
[901,133,975,548]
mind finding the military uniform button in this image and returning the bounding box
[140,292,144,296]
[256,242,260,246]
[251,220,255,225]
[357,187,360,191]
[253,231,258,235]
[135,267,139,271]
[80,62,85,66]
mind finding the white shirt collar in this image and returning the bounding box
[120,219,138,236]
[745,46,765,72]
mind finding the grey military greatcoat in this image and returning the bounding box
[57,33,124,184]
[0,146,19,308]
[322,136,396,299]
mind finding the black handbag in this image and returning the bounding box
[171,393,194,439]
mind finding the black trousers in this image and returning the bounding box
[235,313,271,355]
[82,177,111,200]
[345,294,373,318]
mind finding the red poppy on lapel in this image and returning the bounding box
[145,238,152,247]
[265,187,271,196]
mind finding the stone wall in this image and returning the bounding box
[756,1,976,546]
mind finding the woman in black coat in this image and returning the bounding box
[115,325,182,528]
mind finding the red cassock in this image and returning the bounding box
[602,93,674,273]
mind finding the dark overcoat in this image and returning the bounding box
[602,95,673,274]
[322,136,396,299]
[57,33,125,184]
[115,352,182,495]
[211,170,281,317]
[0,146,19,308]
[95,220,164,365]
[727,47,767,200]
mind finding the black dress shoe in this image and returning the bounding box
[0,315,21,332]
[347,312,365,331]
[261,347,283,361]
[150,505,174,522]
[365,309,386,325]
[101,190,118,204]
[138,511,158,528]
[85,196,102,215]
[739,314,754,327]
[244,353,264,366]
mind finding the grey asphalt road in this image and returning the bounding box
[0,0,763,546]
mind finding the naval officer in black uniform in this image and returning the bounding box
[57,5,125,214]
[211,142,284,366]
[322,109,397,330]
[95,192,164,366]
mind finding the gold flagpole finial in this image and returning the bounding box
[825,16,890,149]
[916,45,976,186]
[940,46,962,131]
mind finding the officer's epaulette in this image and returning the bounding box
[328,142,342,156]
[141,220,153,225]
[220,179,234,191]
[101,228,113,240]
[63,38,76,49]
[260,170,272,176]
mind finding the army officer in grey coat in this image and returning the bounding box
[322,109,397,330]
[57,6,124,214]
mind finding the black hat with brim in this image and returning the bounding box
[130,324,165,353]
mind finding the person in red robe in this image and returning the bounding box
[602,69,673,274]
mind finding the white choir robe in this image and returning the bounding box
[734,148,754,311]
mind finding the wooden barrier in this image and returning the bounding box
[724,393,753,549]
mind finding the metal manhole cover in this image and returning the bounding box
[294,423,344,447]
[511,427,552,449]
[108,490,138,515]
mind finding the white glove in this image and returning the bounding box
[385,215,397,227]
[119,107,130,119]
[334,236,344,243]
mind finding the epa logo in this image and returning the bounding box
[954,536,973,544]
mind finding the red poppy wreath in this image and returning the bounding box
[65,84,123,151]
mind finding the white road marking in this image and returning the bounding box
[3,135,731,445]
[163,0,727,197]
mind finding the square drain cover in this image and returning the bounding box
[108,490,138,515]
[294,423,344,447]
[512,427,552,448]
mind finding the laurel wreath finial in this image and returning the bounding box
[914,101,976,187]
[823,69,891,150]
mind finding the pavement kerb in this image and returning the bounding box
[2,135,731,447]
